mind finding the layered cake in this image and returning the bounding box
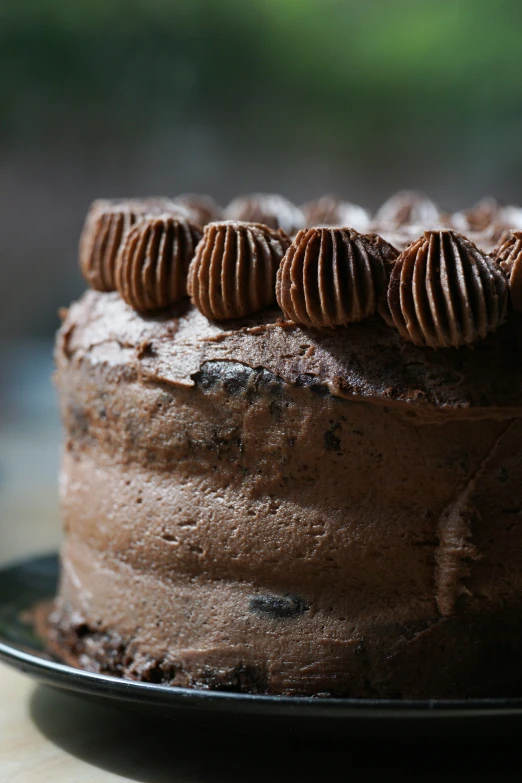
[49,191,522,698]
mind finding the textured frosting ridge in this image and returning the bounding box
[80,202,140,292]
[114,215,202,312]
[374,190,441,229]
[172,193,223,227]
[301,195,371,232]
[276,227,398,328]
[451,198,501,233]
[77,191,522,350]
[188,221,291,320]
[224,194,305,236]
[388,230,508,348]
[495,230,522,313]
[79,198,195,292]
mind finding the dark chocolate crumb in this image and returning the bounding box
[193,362,255,395]
[136,340,156,359]
[193,362,286,403]
[195,663,268,693]
[249,593,310,619]
[295,373,332,397]
[67,403,90,438]
[324,424,342,452]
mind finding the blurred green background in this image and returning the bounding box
[1,0,522,339]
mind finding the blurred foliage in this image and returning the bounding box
[1,0,522,161]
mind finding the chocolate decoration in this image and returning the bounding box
[495,230,522,312]
[172,194,223,227]
[388,230,508,348]
[370,227,421,253]
[276,227,398,328]
[79,198,192,292]
[80,201,140,292]
[301,195,371,232]
[451,198,500,233]
[188,221,290,320]
[374,191,441,229]
[467,226,510,256]
[115,215,202,312]
[224,194,304,236]
[466,206,522,256]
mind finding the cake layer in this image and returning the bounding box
[51,291,522,697]
[50,540,522,698]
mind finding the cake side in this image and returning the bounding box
[49,291,522,697]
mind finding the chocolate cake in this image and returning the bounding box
[49,192,522,698]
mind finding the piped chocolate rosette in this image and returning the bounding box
[79,197,201,294]
[494,230,522,312]
[224,193,304,236]
[275,227,397,328]
[187,221,290,320]
[116,216,202,312]
[387,230,507,348]
[78,191,522,350]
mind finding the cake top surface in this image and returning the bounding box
[60,289,522,413]
[64,190,522,413]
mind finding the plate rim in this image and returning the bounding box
[2,552,522,719]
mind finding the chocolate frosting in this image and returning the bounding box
[276,228,397,328]
[374,191,441,229]
[60,290,522,410]
[172,194,223,227]
[388,230,508,349]
[301,196,371,232]
[79,198,194,292]
[115,215,202,312]
[224,194,305,236]
[496,230,522,313]
[448,201,522,256]
[52,290,522,697]
[80,202,139,292]
[451,198,501,233]
[188,221,290,320]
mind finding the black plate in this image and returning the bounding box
[2,553,522,740]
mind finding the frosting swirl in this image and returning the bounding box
[172,194,223,227]
[495,230,522,312]
[79,198,191,292]
[224,194,304,236]
[188,221,290,320]
[80,201,139,292]
[450,198,500,233]
[388,230,508,348]
[276,227,398,328]
[374,191,441,229]
[301,196,371,232]
[115,215,202,312]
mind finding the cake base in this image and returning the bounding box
[47,600,522,699]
